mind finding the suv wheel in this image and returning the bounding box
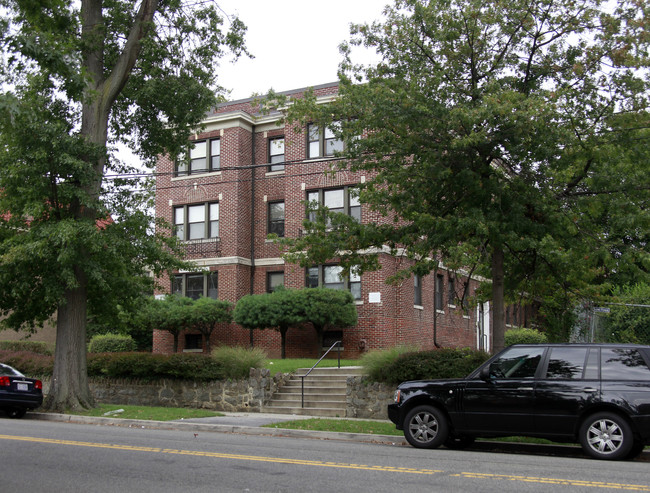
[579,412,633,460]
[403,405,448,449]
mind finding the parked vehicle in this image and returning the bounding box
[388,344,650,460]
[0,363,43,418]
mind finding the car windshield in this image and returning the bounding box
[0,363,24,377]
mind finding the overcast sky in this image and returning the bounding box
[213,0,389,101]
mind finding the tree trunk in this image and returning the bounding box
[280,327,288,359]
[491,246,506,353]
[44,271,94,412]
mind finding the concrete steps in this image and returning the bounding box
[262,366,363,417]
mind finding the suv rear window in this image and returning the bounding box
[601,348,650,380]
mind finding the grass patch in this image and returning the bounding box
[71,404,223,421]
[262,418,402,436]
[265,359,361,374]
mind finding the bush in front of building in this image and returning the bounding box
[0,349,54,376]
[504,327,548,346]
[365,347,490,385]
[0,340,53,355]
[88,333,137,353]
[212,346,267,380]
[86,352,224,381]
[360,345,420,383]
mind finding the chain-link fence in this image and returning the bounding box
[572,303,650,344]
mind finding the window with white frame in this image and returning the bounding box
[172,272,218,300]
[174,202,219,241]
[307,122,343,158]
[268,137,285,172]
[435,274,444,310]
[267,201,285,237]
[448,277,456,306]
[306,186,360,224]
[414,274,422,306]
[306,265,361,300]
[175,138,220,176]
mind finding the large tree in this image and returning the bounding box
[278,0,649,352]
[0,0,248,410]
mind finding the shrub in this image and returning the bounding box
[0,350,53,376]
[87,352,224,381]
[212,346,267,379]
[0,340,53,355]
[361,345,419,383]
[368,348,490,385]
[504,328,548,346]
[88,333,137,353]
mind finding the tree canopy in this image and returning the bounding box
[0,0,248,411]
[233,288,358,358]
[277,0,649,351]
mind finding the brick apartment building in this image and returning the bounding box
[152,82,495,358]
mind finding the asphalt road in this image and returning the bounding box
[2,416,650,493]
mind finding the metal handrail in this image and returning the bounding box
[300,340,342,408]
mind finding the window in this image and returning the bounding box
[601,348,650,380]
[268,201,285,237]
[448,277,456,306]
[435,274,444,310]
[307,122,343,158]
[184,334,203,350]
[414,275,422,306]
[307,187,360,224]
[488,346,545,379]
[269,137,285,172]
[172,272,218,300]
[174,202,219,241]
[175,138,220,176]
[306,265,361,300]
[267,272,284,293]
[546,347,588,380]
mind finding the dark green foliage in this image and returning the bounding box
[605,284,650,345]
[504,328,548,346]
[0,340,53,355]
[88,333,137,353]
[86,353,224,381]
[233,288,358,358]
[367,348,490,385]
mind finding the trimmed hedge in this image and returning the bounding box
[88,333,137,353]
[86,353,224,381]
[0,350,54,376]
[367,348,490,385]
[504,328,548,346]
[0,340,53,355]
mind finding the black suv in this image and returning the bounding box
[388,344,650,460]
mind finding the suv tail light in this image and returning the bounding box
[0,376,10,387]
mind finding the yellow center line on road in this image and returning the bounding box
[0,434,438,475]
[3,434,650,490]
[454,472,650,491]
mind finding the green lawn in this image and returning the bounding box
[264,359,361,374]
[75,404,223,421]
[263,418,401,436]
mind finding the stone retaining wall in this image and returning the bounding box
[43,372,394,419]
[346,378,394,420]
